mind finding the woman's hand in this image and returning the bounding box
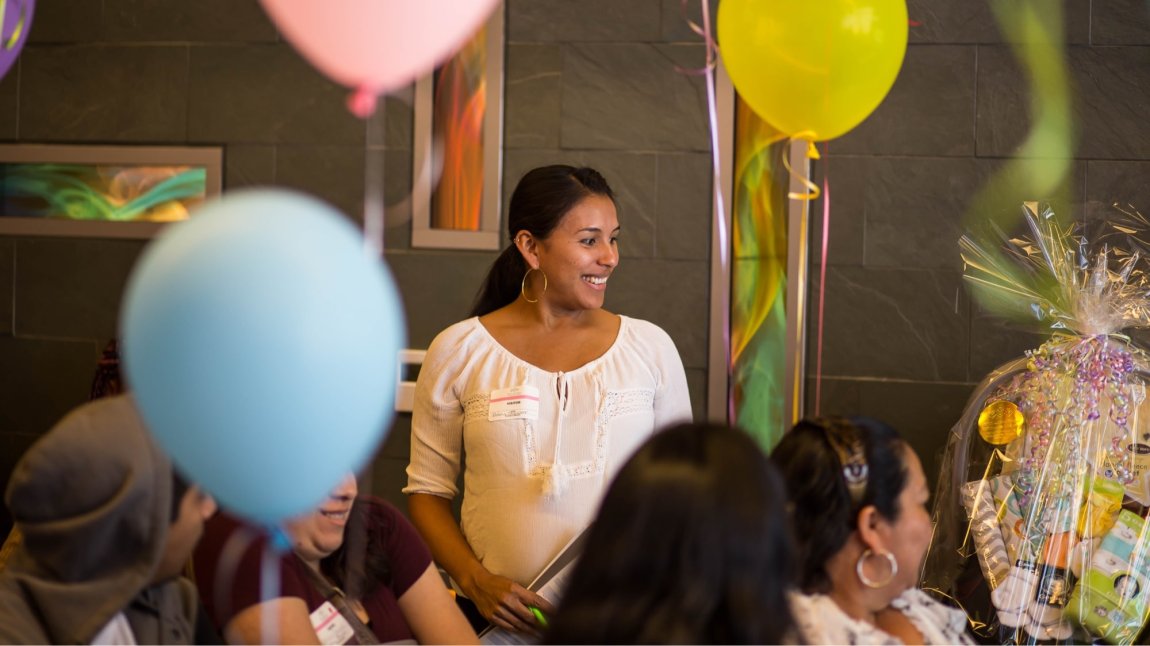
[463,569,556,635]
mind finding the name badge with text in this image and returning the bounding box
[309,600,355,645]
[488,385,541,422]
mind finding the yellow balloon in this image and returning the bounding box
[718,0,908,142]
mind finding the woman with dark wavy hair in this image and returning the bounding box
[405,165,692,635]
[545,421,796,644]
[774,416,972,644]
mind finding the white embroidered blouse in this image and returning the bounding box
[792,589,973,645]
[404,315,693,586]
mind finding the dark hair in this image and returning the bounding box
[470,165,616,317]
[770,416,908,594]
[170,470,190,524]
[319,496,392,600]
[545,422,797,644]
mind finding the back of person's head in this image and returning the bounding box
[1,394,176,643]
[545,422,796,644]
[471,165,616,317]
[771,416,908,594]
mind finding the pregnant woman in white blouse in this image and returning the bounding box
[404,165,693,635]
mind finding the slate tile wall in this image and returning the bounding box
[0,0,715,530]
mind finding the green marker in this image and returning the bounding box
[529,606,549,628]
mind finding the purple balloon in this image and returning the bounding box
[0,0,34,82]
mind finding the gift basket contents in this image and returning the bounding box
[926,202,1150,644]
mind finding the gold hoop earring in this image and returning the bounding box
[521,267,548,303]
[856,549,897,588]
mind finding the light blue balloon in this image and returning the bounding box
[121,189,405,524]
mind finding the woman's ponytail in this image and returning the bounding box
[470,245,527,317]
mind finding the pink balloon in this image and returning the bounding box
[260,0,500,118]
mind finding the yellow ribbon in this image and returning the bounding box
[782,132,821,201]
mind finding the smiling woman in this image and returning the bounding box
[404,165,694,636]
[192,475,477,645]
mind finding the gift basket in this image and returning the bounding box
[924,202,1150,644]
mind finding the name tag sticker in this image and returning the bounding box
[488,385,541,421]
[309,600,355,645]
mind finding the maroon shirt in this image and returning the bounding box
[193,498,432,643]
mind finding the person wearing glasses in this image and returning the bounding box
[772,417,972,644]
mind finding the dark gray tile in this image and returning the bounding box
[1091,0,1150,45]
[968,306,1048,380]
[907,0,1089,45]
[814,266,970,382]
[103,0,278,42]
[560,43,709,152]
[858,379,978,493]
[508,0,661,42]
[802,376,863,420]
[978,46,1150,160]
[833,46,975,156]
[386,251,500,347]
[0,239,11,334]
[859,157,989,269]
[14,237,145,339]
[605,258,709,370]
[1086,161,1150,222]
[502,150,659,259]
[504,44,562,150]
[685,367,705,422]
[810,153,868,267]
[224,144,276,190]
[368,454,412,514]
[0,62,16,139]
[383,149,414,250]
[376,413,411,462]
[20,46,189,142]
[655,152,710,260]
[275,145,364,226]
[188,44,362,145]
[0,431,42,538]
[660,0,718,43]
[26,1,102,43]
[0,337,98,433]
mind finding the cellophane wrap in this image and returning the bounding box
[924,202,1150,644]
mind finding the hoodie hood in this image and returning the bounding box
[1,394,172,643]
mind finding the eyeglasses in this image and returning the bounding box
[809,417,869,506]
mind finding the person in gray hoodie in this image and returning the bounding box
[0,394,217,644]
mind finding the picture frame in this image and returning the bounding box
[411,5,505,250]
[0,143,223,239]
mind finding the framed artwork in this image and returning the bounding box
[411,4,504,250]
[0,143,223,238]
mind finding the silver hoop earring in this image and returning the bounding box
[521,267,548,303]
[856,549,898,589]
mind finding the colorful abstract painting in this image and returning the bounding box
[731,98,791,450]
[430,26,487,232]
[0,162,207,223]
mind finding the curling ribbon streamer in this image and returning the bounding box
[679,0,734,420]
[815,164,829,415]
[782,134,822,201]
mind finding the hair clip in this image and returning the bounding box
[815,418,869,505]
